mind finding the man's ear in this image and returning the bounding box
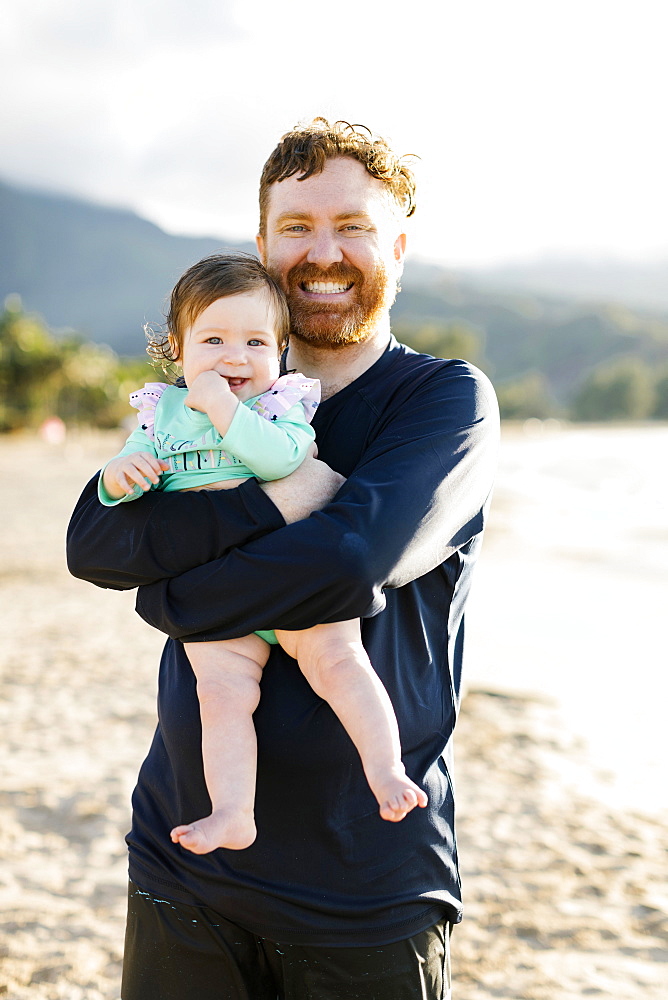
[256,234,265,264]
[394,232,407,281]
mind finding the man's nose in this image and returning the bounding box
[306,229,344,267]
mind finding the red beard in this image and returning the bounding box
[276,261,395,348]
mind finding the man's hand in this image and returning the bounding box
[102,452,170,500]
[185,371,238,437]
[261,453,346,524]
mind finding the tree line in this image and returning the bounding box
[395,320,668,422]
[0,297,153,432]
[2,300,667,432]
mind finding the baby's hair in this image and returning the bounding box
[146,252,290,375]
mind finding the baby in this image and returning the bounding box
[100,253,427,853]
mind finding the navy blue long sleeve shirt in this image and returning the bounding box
[67,338,499,945]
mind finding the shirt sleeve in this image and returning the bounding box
[135,362,500,640]
[222,401,316,480]
[67,475,286,590]
[97,424,159,506]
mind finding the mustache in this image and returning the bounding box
[286,262,363,287]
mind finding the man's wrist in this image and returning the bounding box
[213,477,286,529]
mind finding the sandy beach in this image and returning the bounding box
[1,429,667,999]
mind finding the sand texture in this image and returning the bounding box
[1,431,666,999]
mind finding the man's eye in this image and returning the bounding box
[285,225,307,232]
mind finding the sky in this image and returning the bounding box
[1,0,666,268]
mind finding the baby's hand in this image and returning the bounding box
[185,371,232,415]
[102,452,170,500]
[185,371,238,437]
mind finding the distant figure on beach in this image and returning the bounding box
[98,252,427,854]
[39,416,66,445]
[68,118,499,999]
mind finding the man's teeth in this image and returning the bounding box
[304,281,351,294]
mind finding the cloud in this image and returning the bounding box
[1,0,667,264]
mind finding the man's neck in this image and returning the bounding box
[286,324,392,401]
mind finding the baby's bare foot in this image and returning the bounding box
[370,769,428,822]
[170,810,256,853]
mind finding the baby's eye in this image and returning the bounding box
[205,336,222,344]
[248,339,265,347]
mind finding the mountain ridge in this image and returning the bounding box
[2,178,667,408]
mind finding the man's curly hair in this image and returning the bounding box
[258,118,417,235]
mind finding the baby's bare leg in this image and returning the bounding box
[274,622,428,822]
[170,634,270,853]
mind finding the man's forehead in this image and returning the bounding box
[265,158,398,221]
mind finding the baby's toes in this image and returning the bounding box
[400,788,419,809]
[380,796,404,821]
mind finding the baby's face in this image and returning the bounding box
[178,291,281,402]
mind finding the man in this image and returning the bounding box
[67,118,499,999]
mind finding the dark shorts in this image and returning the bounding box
[122,881,452,1000]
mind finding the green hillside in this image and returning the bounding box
[2,178,668,420]
[392,282,668,401]
[0,179,254,354]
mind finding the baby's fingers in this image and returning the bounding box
[138,453,170,479]
[124,454,167,491]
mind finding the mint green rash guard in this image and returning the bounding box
[98,382,317,645]
[98,384,316,506]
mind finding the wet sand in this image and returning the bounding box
[1,430,666,999]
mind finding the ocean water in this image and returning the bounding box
[465,421,668,817]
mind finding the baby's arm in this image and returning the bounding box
[102,452,170,501]
[187,370,316,481]
[185,371,238,436]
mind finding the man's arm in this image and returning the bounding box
[66,458,345,590]
[136,362,499,640]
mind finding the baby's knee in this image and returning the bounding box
[300,643,367,698]
[197,672,261,717]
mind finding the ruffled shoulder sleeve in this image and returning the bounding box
[129,382,169,440]
[250,373,320,425]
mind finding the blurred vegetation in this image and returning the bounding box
[397,318,668,422]
[0,297,154,432]
[3,300,668,431]
[570,356,667,421]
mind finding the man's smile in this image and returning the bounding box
[301,281,354,295]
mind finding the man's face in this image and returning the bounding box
[257,157,406,348]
